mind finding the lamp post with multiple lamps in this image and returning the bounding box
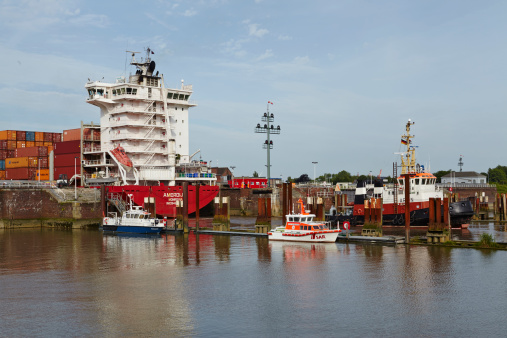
[254,101,280,187]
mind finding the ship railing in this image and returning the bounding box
[83,145,102,152]
[175,172,216,179]
[107,193,127,214]
[437,183,493,188]
[0,180,56,189]
[83,159,113,166]
[82,136,100,141]
[109,120,163,127]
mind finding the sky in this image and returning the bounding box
[0,0,506,180]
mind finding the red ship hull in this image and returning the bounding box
[107,185,219,217]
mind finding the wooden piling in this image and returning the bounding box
[404,174,410,242]
[195,184,200,232]
[182,182,189,233]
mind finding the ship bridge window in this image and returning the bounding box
[184,95,189,101]
[293,217,300,222]
[415,178,419,185]
[288,217,293,222]
[167,92,174,99]
[126,88,132,94]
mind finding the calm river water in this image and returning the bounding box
[1,223,507,337]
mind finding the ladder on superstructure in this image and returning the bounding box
[108,193,127,214]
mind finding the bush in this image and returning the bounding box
[477,233,497,248]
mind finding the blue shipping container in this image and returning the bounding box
[0,160,5,170]
[26,131,35,141]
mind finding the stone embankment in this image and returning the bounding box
[0,187,102,229]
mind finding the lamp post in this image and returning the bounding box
[230,166,236,188]
[75,156,79,200]
[254,101,281,187]
[312,161,318,184]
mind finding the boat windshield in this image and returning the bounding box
[313,225,324,230]
[139,214,144,219]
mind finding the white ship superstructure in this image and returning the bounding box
[84,49,214,186]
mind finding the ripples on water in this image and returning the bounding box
[1,227,506,337]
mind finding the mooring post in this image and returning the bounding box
[282,183,287,220]
[195,184,200,232]
[288,183,293,214]
[444,197,450,238]
[404,174,410,243]
[100,184,106,217]
[182,182,189,233]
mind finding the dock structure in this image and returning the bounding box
[426,197,451,243]
[255,197,271,233]
[362,197,383,237]
[212,196,230,231]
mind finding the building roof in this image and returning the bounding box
[441,171,485,178]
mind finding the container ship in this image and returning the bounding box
[83,48,218,217]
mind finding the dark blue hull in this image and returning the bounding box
[102,225,163,234]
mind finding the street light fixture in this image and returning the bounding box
[312,161,318,183]
[254,101,281,187]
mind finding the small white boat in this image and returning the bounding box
[102,198,164,234]
[268,199,340,243]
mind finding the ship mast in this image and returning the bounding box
[400,119,416,174]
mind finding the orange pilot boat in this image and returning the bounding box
[268,199,340,243]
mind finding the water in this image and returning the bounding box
[1,224,506,337]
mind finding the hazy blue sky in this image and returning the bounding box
[0,0,505,179]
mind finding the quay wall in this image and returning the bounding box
[0,189,102,229]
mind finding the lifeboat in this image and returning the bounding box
[110,146,133,171]
[268,199,340,243]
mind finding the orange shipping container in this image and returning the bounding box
[35,132,44,142]
[43,142,52,147]
[16,141,26,148]
[26,141,35,147]
[5,157,38,168]
[0,170,5,179]
[7,141,16,150]
[35,169,50,181]
[0,130,17,140]
[47,145,54,154]
[63,128,81,142]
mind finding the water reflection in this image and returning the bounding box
[1,228,507,337]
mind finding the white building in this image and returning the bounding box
[441,171,486,184]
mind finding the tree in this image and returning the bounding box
[253,171,259,178]
[433,170,451,183]
[295,174,310,183]
[488,167,507,184]
[335,170,352,183]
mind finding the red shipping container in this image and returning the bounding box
[63,128,80,142]
[53,133,62,142]
[6,167,36,180]
[15,146,48,158]
[7,150,15,158]
[0,140,6,149]
[54,153,81,167]
[7,141,16,150]
[43,132,53,142]
[54,140,80,155]
[38,157,48,169]
[0,150,7,160]
[16,131,26,141]
[55,166,80,180]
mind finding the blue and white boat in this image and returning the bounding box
[102,203,164,234]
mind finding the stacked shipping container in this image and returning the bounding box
[0,130,62,180]
[54,140,81,181]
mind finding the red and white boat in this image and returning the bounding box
[268,199,341,243]
[84,48,219,217]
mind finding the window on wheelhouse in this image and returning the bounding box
[293,217,300,222]
[287,217,293,222]
[415,178,420,185]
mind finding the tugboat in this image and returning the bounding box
[268,199,340,242]
[328,119,474,227]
